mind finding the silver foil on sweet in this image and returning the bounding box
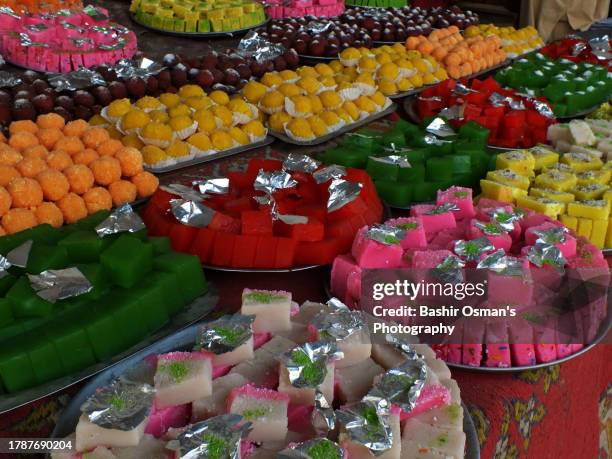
[477,249,524,277]
[312,164,346,184]
[369,155,411,168]
[114,57,163,79]
[312,308,366,342]
[488,207,522,232]
[474,220,508,235]
[27,23,48,32]
[454,237,495,262]
[278,438,343,459]
[439,104,465,120]
[366,224,406,246]
[0,71,21,88]
[19,33,48,48]
[385,334,420,360]
[170,199,215,228]
[364,358,427,414]
[452,83,477,95]
[193,178,229,195]
[254,169,297,194]
[80,379,155,430]
[0,254,10,279]
[167,414,250,459]
[527,242,566,273]
[533,99,555,119]
[95,204,146,236]
[198,314,254,354]
[489,92,506,107]
[99,38,126,51]
[327,178,362,212]
[424,117,456,137]
[237,30,285,63]
[589,35,610,55]
[326,296,349,311]
[6,240,31,268]
[27,267,92,303]
[533,226,568,245]
[508,98,526,110]
[161,183,206,202]
[281,341,342,388]
[302,20,333,34]
[336,401,393,454]
[83,5,109,21]
[427,202,459,215]
[282,153,320,173]
[433,255,466,284]
[0,6,18,18]
[48,68,106,92]
[311,390,336,436]
[572,42,587,56]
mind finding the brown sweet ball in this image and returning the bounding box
[36,128,63,150]
[37,113,66,130]
[2,208,38,234]
[83,187,112,214]
[63,119,89,138]
[47,150,73,171]
[9,131,39,151]
[0,186,12,216]
[64,164,94,195]
[54,136,84,155]
[0,147,22,166]
[0,165,20,187]
[8,177,43,208]
[90,156,121,186]
[108,180,137,206]
[35,202,64,228]
[16,157,47,178]
[9,120,38,136]
[36,169,70,201]
[57,192,87,224]
[131,171,159,198]
[82,127,110,149]
[97,138,123,157]
[22,144,48,160]
[73,148,99,166]
[115,147,143,177]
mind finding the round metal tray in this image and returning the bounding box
[203,264,321,273]
[297,53,336,63]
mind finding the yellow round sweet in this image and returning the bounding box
[370,91,387,107]
[308,116,328,137]
[122,133,144,149]
[409,74,424,88]
[194,110,217,134]
[296,66,318,79]
[297,76,322,95]
[141,122,173,141]
[342,101,360,121]
[340,48,360,64]
[319,91,342,110]
[355,95,377,113]
[136,96,162,111]
[228,126,249,145]
[159,93,181,109]
[379,45,393,54]
[329,60,344,72]
[376,53,392,65]
[286,118,314,140]
[166,141,190,157]
[344,67,358,80]
[106,125,123,140]
[242,81,268,104]
[355,73,376,92]
[279,70,299,82]
[149,110,169,123]
[397,78,414,92]
[308,95,323,114]
[423,73,437,85]
[209,90,230,105]
[358,56,378,73]
[334,108,351,124]
[319,76,337,90]
[169,115,194,132]
[260,91,285,113]
[121,109,151,130]
[287,95,312,117]
[211,131,234,150]
[185,96,212,111]
[268,111,291,132]
[141,145,167,164]
[261,72,284,88]
[314,63,334,77]
[391,43,405,54]
[178,84,205,98]
[378,80,398,96]
[379,62,400,82]
[187,132,212,151]
[242,120,266,139]
[227,99,252,117]
[334,74,352,85]
[213,105,234,128]
[107,98,131,118]
[413,59,430,74]
[396,59,415,74]
[89,114,107,126]
[320,111,341,128]
[169,104,192,118]
[278,83,303,97]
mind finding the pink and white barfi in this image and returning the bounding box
[192,373,248,422]
[153,352,212,409]
[241,289,292,333]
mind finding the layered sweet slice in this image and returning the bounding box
[153,352,212,408]
[241,289,292,333]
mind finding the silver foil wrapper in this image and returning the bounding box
[327,178,362,212]
[477,249,524,277]
[170,199,216,228]
[161,183,206,202]
[438,104,465,121]
[281,341,343,388]
[0,254,10,279]
[27,267,92,303]
[95,204,146,236]
[474,220,508,235]
[0,6,18,18]
[303,20,333,34]
[312,165,346,184]
[532,99,555,119]
[327,297,349,311]
[48,68,106,92]
[83,5,109,21]
[589,35,610,55]
[0,70,21,88]
[366,224,406,246]
[27,23,48,32]
[452,83,477,95]
[385,334,420,360]
[364,358,427,414]
[19,33,48,48]
[433,255,466,284]
[99,38,126,51]
[489,207,522,232]
[193,178,229,195]
[167,414,250,459]
[369,155,411,168]
[336,401,393,454]
[527,242,566,273]
[278,438,344,459]
[113,57,164,80]
[311,390,336,436]
[199,314,254,354]
[282,153,320,173]
[489,92,506,107]
[80,379,155,430]
[426,203,459,215]
[424,117,456,137]
[312,307,366,342]
[571,42,587,56]
[237,30,285,63]
[454,237,495,262]
[5,240,31,269]
[508,98,526,110]
[254,169,297,194]
[533,226,568,245]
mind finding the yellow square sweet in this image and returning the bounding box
[575,169,611,186]
[534,170,577,192]
[590,218,608,249]
[495,150,536,175]
[560,152,603,171]
[480,179,527,204]
[515,195,565,218]
[567,200,611,220]
[572,184,608,201]
[530,188,575,203]
[486,169,531,190]
[528,145,559,171]
[577,218,593,239]
[560,214,578,231]
[543,163,575,173]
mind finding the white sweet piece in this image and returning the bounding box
[229,336,296,387]
[276,322,309,344]
[153,353,212,409]
[341,412,401,459]
[83,446,117,459]
[569,119,597,146]
[258,335,296,356]
[241,289,292,333]
[191,373,248,421]
[371,343,407,369]
[335,327,372,369]
[413,343,437,360]
[75,414,147,452]
[425,357,452,381]
[547,123,572,144]
[401,421,466,458]
[336,358,384,404]
[277,362,335,406]
[410,404,464,431]
[112,434,168,459]
[292,301,329,325]
[213,335,254,367]
[439,378,461,404]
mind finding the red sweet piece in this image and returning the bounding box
[167,222,198,252]
[254,237,278,268]
[210,233,236,266]
[231,235,259,268]
[275,237,297,268]
[294,238,341,265]
[188,228,216,264]
[241,210,273,235]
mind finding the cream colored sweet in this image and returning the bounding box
[277,361,334,406]
[75,414,147,452]
[212,335,254,367]
[153,352,212,409]
[229,336,295,388]
[340,411,401,459]
[191,373,247,422]
[241,289,292,333]
[401,421,466,459]
[334,327,372,369]
[336,358,384,404]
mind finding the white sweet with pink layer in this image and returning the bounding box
[75,414,148,452]
[153,352,212,409]
[241,289,292,333]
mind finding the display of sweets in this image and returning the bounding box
[321,119,494,207]
[0,7,137,73]
[0,0,81,14]
[416,77,556,149]
[130,0,266,33]
[464,24,544,58]
[141,155,384,268]
[331,185,608,367]
[405,26,506,79]
[94,86,267,171]
[0,209,209,393]
[241,62,394,141]
[53,290,466,458]
[588,102,612,120]
[266,0,344,20]
[540,36,612,70]
[494,53,612,117]
[0,114,158,234]
[547,118,612,162]
[346,0,406,7]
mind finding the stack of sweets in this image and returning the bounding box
[266,0,343,19]
[464,24,544,58]
[0,7,137,73]
[345,0,407,6]
[0,0,81,14]
[54,289,467,458]
[547,118,612,162]
[539,36,612,70]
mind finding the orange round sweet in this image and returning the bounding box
[57,192,87,224]
[445,53,461,67]
[83,187,113,214]
[417,41,434,55]
[64,164,94,195]
[37,113,65,130]
[432,47,447,61]
[0,165,20,187]
[16,157,47,178]
[63,119,89,138]
[0,147,22,166]
[406,36,420,50]
[131,171,159,198]
[9,120,38,136]
[8,177,43,208]
[115,147,143,177]
[97,139,123,157]
[82,127,110,149]
[0,186,11,216]
[447,64,461,79]
[35,202,64,228]
[9,131,39,151]
[37,128,63,150]
[47,150,73,171]
[36,169,69,201]
[2,208,38,234]
[448,25,459,35]
[54,136,84,155]
[90,157,121,186]
[109,180,137,206]
[73,148,99,166]
[23,145,48,160]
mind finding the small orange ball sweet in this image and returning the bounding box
[109,180,137,206]
[0,147,22,166]
[0,165,20,187]
[115,147,143,177]
[54,136,84,155]
[73,148,99,166]
[0,186,11,216]
[9,120,38,136]
[63,119,89,138]
[97,139,123,157]
[16,157,47,178]
[37,128,63,150]
[83,187,113,214]
[36,169,70,201]
[47,150,74,171]
[90,157,122,186]
[35,202,64,228]
[8,177,43,208]
[37,113,65,130]
[22,144,48,160]
[2,208,38,234]
[131,171,159,198]
[64,164,94,195]
[9,131,39,151]
[57,192,87,224]
[82,127,110,149]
